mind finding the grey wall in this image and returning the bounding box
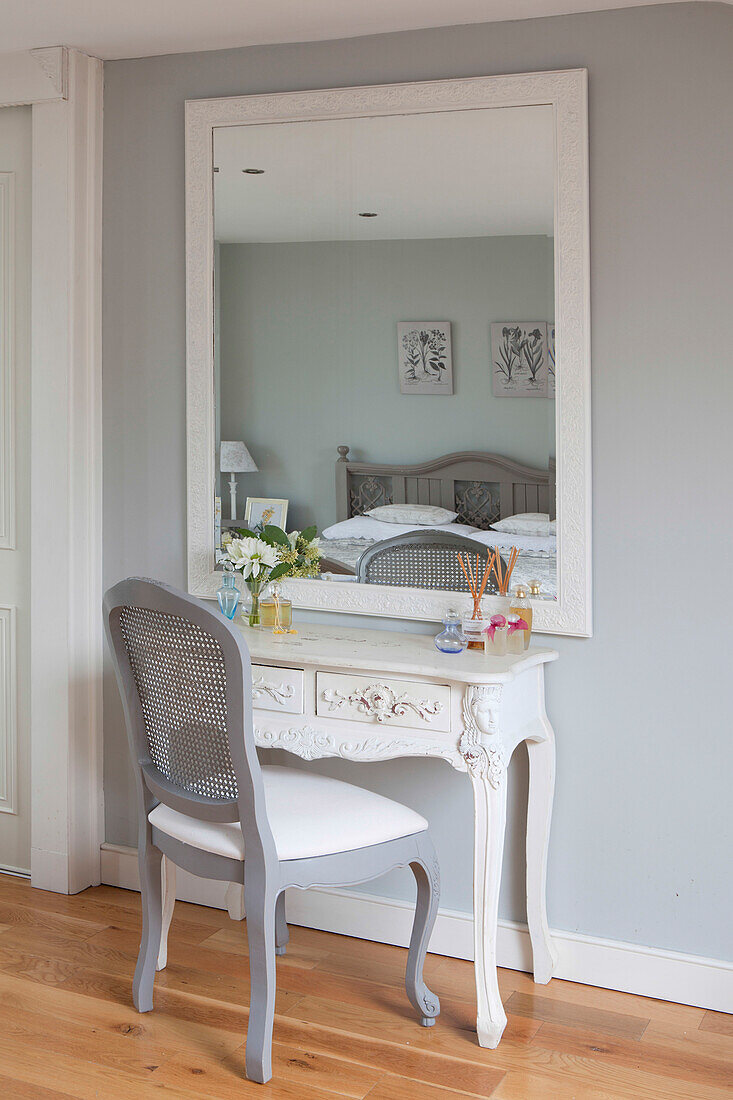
[103,3,733,961]
[219,236,555,532]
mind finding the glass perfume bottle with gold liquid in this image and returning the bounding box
[259,582,294,632]
[509,585,532,650]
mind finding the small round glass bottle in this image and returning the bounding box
[434,612,468,654]
[216,569,240,620]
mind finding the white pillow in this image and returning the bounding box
[366,504,458,526]
[491,512,552,537]
[321,516,477,541]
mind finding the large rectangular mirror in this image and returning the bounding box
[187,73,591,635]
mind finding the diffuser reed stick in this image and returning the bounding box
[491,545,520,594]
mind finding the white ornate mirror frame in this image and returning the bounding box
[186,70,592,636]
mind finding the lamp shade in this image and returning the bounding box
[220,440,258,473]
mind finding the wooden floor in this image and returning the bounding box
[0,877,730,1099]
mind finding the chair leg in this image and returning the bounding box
[244,871,278,1083]
[133,838,163,1013]
[156,855,176,971]
[275,891,288,956]
[406,836,441,1027]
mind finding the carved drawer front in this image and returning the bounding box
[316,672,450,732]
[251,665,304,715]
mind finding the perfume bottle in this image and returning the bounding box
[435,612,467,654]
[216,570,240,620]
[510,585,533,650]
[260,582,294,632]
[483,614,507,656]
[507,613,530,654]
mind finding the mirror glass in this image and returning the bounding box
[213,105,556,602]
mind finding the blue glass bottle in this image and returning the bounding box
[434,612,467,654]
[216,571,240,620]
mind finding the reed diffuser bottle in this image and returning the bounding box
[458,552,493,649]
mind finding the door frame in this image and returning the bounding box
[0,48,104,892]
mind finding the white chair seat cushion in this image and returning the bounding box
[148,765,428,862]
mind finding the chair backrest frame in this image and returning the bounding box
[103,578,277,866]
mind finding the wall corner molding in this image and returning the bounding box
[0,47,69,108]
[30,47,69,100]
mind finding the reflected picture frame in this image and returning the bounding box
[245,497,288,530]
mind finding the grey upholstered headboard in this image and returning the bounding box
[335,447,555,530]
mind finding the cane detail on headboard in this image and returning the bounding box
[335,446,555,531]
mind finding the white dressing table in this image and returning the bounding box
[234,620,558,1048]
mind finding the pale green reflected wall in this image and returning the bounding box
[219,236,555,532]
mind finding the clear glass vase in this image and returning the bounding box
[244,577,264,628]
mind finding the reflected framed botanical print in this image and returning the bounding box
[245,497,288,530]
[398,322,453,395]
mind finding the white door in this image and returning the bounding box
[0,106,31,873]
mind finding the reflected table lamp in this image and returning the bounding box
[220,441,258,521]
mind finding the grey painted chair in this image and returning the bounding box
[103,578,441,1084]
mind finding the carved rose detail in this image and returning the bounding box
[321,683,443,724]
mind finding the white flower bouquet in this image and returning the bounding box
[221,522,321,626]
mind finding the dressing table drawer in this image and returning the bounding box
[251,664,304,714]
[316,672,451,732]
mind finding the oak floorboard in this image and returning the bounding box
[532,1020,733,1094]
[363,1074,494,1099]
[0,899,107,937]
[0,1072,77,1099]
[491,1068,638,1100]
[0,969,245,1065]
[434,955,708,1028]
[643,1017,733,1058]
[0,945,80,986]
[0,1032,194,1100]
[505,989,650,1040]
[701,1009,733,1037]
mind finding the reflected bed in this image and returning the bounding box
[320,448,557,599]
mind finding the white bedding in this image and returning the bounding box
[321,515,555,556]
[321,516,480,541]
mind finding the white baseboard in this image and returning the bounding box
[101,842,733,1014]
[0,862,30,878]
